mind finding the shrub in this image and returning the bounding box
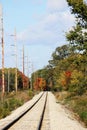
[0,102,10,119]
[28,90,34,99]
[80,111,87,126]
[9,98,23,111]
[64,96,87,127]
[2,108,10,118]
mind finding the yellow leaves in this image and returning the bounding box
[70,70,84,89]
[56,69,84,91]
[56,71,69,90]
[71,70,84,80]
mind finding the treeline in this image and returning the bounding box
[32,40,87,95]
[0,68,29,92]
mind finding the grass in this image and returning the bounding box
[72,97,87,126]
[0,89,36,119]
[55,91,87,127]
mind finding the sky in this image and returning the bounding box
[0,0,76,76]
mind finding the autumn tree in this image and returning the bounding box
[65,0,87,94]
[34,77,46,91]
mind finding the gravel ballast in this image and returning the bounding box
[48,92,87,130]
[0,92,87,130]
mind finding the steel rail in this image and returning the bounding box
[37,92,48,130]
[2,92,44,130]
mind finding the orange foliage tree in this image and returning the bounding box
[18,71,29,89]
[61,71,72,90]
[34,78,46,91]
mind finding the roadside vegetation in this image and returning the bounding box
[65,95,87,126]
[0,90,35,119]
[0,68,45,119]
[52,0,87,127]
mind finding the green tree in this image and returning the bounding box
[49,44,70,67]
[66,0,87,27]
[65,0,87,95]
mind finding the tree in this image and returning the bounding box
[49,44,70,67]
[66,0,87,27]
[66,24,87,53]
[65,0,87,95]
[69,70,86,95]
[66,0,87,54]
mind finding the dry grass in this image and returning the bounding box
[55,91,87,127]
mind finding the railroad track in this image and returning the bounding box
[2,92,48,130]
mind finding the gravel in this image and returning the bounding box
[0,92,43,130]
[0,91,87,130]
[48,92,87,130]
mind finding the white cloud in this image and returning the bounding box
[47,0,68,12]
[17,9,75,46]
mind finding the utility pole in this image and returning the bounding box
[31,63,34,90]
[8,69,10,93]
[0,4,5,101]
[22,45,25,89]
[11,29,17,93]
[14,29,17,93]
[27,53,29,88]
[23,45,25,75]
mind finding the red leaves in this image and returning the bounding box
[19,71,29,89]
[61,71,72,90]
[34,78,46,90]
[65,71,72,78]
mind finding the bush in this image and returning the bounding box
[9,98,23,111]
[2,108,10,118]
[64,96,87,127]
[80,111,87,125]
[0,102,10,119]
[28,90,34,99]
[0,90,35,119]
